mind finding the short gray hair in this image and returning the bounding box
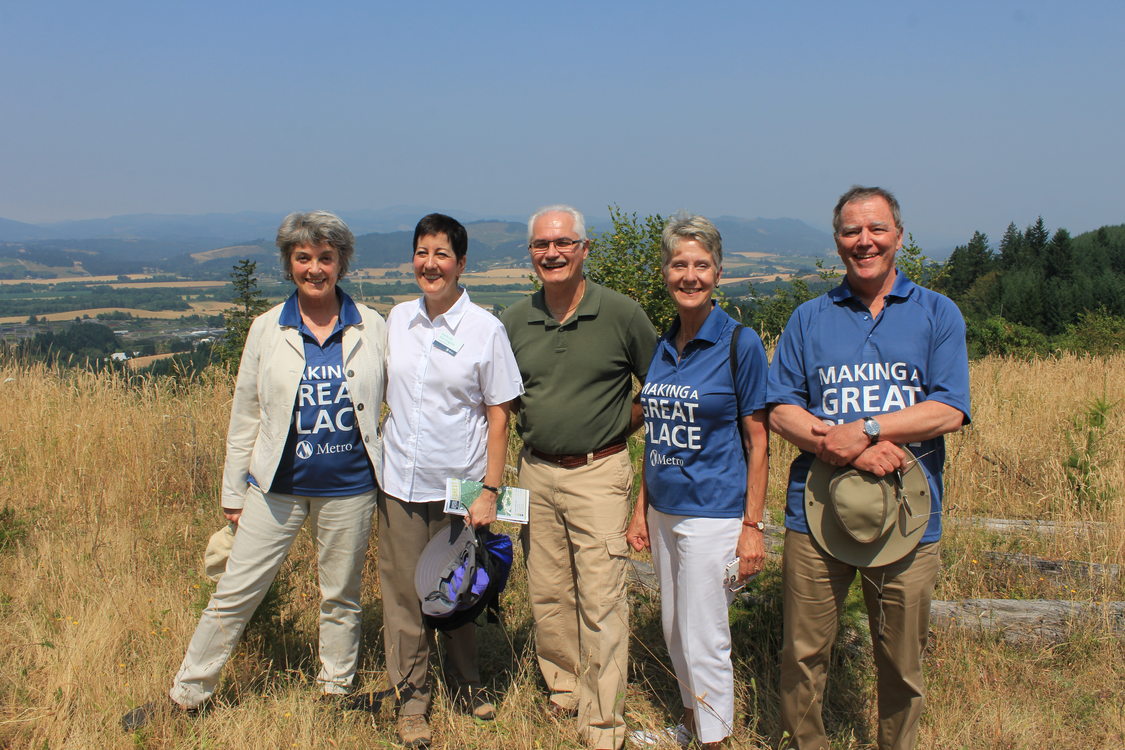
[276,210,356,280]
[661,213,723,270]
[832,186,903,235]
[527,204,587,242]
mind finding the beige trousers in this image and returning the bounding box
[517,447,633,750]
[780,530,941,750]
[377,492,479,716]
[171,485,375,708]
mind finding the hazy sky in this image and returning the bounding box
[3,0,1122,248]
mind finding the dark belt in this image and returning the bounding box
[528,439,628,469]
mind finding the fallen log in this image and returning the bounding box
[946,516,1108,536]
[930,598,1125,644]
[983,550,1120,581]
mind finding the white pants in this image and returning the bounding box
[648,508,741,744]
[170,484,376,707]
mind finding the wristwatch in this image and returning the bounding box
[742,519,765,531]
[862,417,881,443]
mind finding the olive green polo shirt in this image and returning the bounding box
[501,280,658,455]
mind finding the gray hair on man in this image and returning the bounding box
[276,210,356,280]
[527,204,587,242]
[832,186,903,235]
[661,213,723,270]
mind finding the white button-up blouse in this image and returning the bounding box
[381,289,524,503]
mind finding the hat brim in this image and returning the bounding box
[204,524,236,582]
[414,521,475,616]
[805,446,931,568]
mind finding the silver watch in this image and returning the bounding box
[862,417,881,443]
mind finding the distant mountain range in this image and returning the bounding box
[0,207,524,243]
[0,210,836,279]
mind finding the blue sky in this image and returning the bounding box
[2,0,1122,248]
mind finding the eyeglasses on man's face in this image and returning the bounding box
[529,237,585,253]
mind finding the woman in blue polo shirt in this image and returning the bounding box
[166,211,388,712]
[627,214,769,749]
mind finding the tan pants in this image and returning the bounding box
[172,485,375,707]
[377,492,479,716]
[518,448,633,750]
[780,530,941,750]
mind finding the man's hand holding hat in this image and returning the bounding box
[850,441,907,476]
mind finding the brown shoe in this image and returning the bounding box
[546,699,578,720]
[471,696,496,721]
[456,687,496,721]
[396,713,431,749]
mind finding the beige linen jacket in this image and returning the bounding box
[220,299,388,509]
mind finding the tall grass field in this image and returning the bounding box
[0,354,1121,748]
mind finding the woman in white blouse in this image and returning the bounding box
[379,213,523,749]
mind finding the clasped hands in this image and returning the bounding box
[812,419,905,477]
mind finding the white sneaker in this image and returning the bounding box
[628,723,692,748]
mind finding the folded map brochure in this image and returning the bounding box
[444,479,530,524]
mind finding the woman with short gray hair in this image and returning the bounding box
[628,214,769,749]
[124,211,387,729]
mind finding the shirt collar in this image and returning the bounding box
[663,302,726,346]
[278,287,360,330]
[828,268,917,305]
[527,279,602,328]
[338,288,362,326]
[409,287,470,330]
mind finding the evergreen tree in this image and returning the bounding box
[216,259,270,370]
[940,230,992,299]
[998,222,1023,270]
[1023,217,1050,269]
[1044,228,1074,281]
[998,266,1045,330]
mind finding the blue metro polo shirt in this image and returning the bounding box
[766,271,971,543]
[269,290,376,497]
[641,304,769,519]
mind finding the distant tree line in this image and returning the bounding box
[583,208,1124,357]
[0,286,197,316]
[934,220,1125,356]
[9,322,124,367]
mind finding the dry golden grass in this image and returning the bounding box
[0,353,1121,748]
[125,353,179,370]
[938,354,1125,605]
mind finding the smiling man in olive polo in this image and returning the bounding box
[501,204,657,750]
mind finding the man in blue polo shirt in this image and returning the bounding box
[767,186,970,750]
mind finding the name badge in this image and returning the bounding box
[433,331,463,356]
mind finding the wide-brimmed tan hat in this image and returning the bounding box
[805,446,931,567]
[204,523,236,582]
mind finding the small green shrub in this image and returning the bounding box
[0,506,29,554]
[966,315,1050,358]
[1062,397,1115,512]
[1060,308,1125,355]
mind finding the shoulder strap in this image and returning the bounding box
[730,325,744,441]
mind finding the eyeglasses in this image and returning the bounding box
[529,237,585,253]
